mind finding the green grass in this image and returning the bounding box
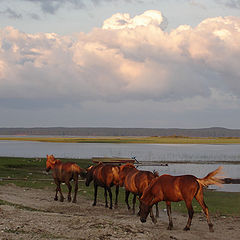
[0,157,239,216]
[1,136,240,144]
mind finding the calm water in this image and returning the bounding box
[0,140,240,192]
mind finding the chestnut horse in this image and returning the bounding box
[85,162,120,209]
[46,154,86,203]
[139,167,223,232]
[119,163,159,219]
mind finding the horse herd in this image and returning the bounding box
[46,154,223,232]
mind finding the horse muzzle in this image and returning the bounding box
[46,167,50,172]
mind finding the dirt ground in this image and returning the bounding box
[0,184,239,240]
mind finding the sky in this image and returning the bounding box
[0,0,240,129]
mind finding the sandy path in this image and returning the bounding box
[0,184,239,240]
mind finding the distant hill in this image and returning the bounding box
[0,127,240,137]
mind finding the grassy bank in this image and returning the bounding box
[1,136,240,144]
[0,157,239,216]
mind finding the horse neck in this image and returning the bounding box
[141,186,154,206]
[55,159,62,164]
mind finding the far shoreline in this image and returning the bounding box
[1,135,240,144]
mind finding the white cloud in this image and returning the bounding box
[0,11,240,111]
[102,10,166,30]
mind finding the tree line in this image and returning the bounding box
[1,127,240,137]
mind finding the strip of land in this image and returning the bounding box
[1,136,240,144]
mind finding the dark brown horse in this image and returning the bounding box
[119,163,159,219]
[139,167,223,232]
[85,162,120,209]
[46,154,86,203]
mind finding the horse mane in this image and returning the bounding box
[122,163,135,169]
[153,170,159,177]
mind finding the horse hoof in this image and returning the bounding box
[209,224,214,232]
[72,199,77,203]
[54,198,58,201]
[183,227,190,231]
[151,218,157,224]
[209,227,214,232]
[60,198,64,202]
[92,203,96,206]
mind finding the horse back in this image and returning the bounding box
[52,162,79,181]
[125,170,155,194]
[119,167,138,186]
[94,165,119,187]
[152,174,199,202]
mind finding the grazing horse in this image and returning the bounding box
[46,154,86,203]
[85,162,120,209]
[139,167,223,232]
[119,163,159,219]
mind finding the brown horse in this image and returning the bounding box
[139,167,223,232]
[119,163,159,218]
[85,162,120,209]
[46,154,86,203]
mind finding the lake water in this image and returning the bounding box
[0,140,240,192]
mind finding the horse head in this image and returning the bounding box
[46,154,57,172]
[139,199,151,223]
[85,165,95,186]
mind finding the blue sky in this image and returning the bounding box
[0,0,240,128]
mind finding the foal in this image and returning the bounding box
[119,163,159,218]
[46,154,86,203]
[85,162,120,209]
[139,167,223,232]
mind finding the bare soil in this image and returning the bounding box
[0,184,239,240]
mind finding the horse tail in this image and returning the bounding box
[72,164,87,178]
[197,166,224,187]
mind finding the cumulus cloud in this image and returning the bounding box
[0,10,240,110]
[102,10,168,30]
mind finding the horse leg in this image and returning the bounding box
[72,176,78,203]
[104,187,108,208]
[166,201,173,230]
[150,206,157,224]
[93,183,98,206]
[155,202,159,218]
[65,181,72,202]
[114,185,119,209]
[195,189,214,232]
[125,190,131,210]
[54,185,58,201]
[132,194,137,214]
[107,187,113,209]
[54,180,64,202]
[184,200,194,231]
[58,184,64,202]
